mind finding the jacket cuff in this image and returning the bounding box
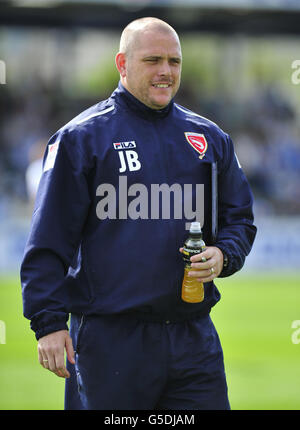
[214,244,235,278]
[30,310,69,340]
[34,321,69,340]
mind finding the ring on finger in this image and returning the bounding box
[210,267,215,274]
[42,359,49,367]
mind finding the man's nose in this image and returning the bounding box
[157,60,171,77]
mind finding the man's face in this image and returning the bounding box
[121,29,182,110]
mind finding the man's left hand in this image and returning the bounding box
[180,246,224,282]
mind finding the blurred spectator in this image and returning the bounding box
[25,138,46,204]
[1,44,300,218]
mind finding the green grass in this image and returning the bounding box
[0,276,65,410]
[211,273,300,410]
[0,273,300,410]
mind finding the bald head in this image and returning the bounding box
[115,17,182,110]
[119,17,181,58]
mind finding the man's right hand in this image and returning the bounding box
[38,330,75,378]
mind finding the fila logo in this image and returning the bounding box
[113,141,136,150]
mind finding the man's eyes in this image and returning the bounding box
[144,58,159,63]
[144,58,181,64]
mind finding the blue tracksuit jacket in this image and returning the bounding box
[20,82,256,340]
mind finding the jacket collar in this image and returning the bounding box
[112,81,174,120]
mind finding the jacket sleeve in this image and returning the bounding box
[214,133,257,277]
[20,128,91,340]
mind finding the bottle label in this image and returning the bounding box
[182,246,205,265]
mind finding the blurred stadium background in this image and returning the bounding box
[0,0,300,410]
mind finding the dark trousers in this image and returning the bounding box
[65,312,230,410]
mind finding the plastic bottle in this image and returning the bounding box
[181,221,206,303]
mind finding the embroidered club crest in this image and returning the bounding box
[185,132,208,159]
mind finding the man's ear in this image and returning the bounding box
[115,52,127,78]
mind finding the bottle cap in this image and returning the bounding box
[190,221,202,233]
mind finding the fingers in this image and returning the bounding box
[38,347,50,370]
[53,352,71,379]
[183,246,224,280]
[65,335,75,365]
[187,267,216,283]
[38,345,70,378]
[38,330,73,379]
[190,247,214,264]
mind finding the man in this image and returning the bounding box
[21,17,256,410]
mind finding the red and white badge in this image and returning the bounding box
[44,140,60,172]
[185,132,208,159]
